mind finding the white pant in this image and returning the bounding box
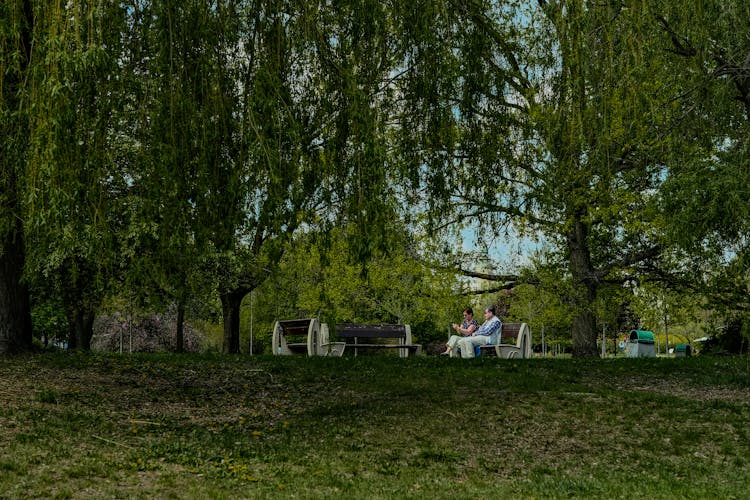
[457,335,489,358]
[446,335,463,357]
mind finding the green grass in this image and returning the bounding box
[1,353,749,499]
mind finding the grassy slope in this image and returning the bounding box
[1,353,749,499]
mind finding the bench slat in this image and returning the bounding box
[338,331,407,339]
[500,324,522,341]
[344,343,421,349]
[336,324,407,338]
[336,323,421,357]
[279,319,313,336]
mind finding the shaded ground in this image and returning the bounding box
[1,353,749,498]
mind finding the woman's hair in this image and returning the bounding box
[463,307,473,315]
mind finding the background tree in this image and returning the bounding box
[657,0,750,316]
[631,283,709,353]
[247,226,467,352]
[400,0,678,356]
[0,0,34,353]
[505,253,573,353]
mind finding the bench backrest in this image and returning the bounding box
[278,318,313,337]
[336,323,407,339]
[498,322,532,358]
[500,323,524,344]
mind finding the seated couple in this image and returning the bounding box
[442,306,502,358]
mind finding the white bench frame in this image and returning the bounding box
[272,318,345,356]
[492,322,532,358]
[455,322,531,358]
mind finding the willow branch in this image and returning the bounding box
[655,15,697,58]
[460,282,520,295]
[595,245,662,281]
[454,197,552,226]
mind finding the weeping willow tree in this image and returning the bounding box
[0,0,118,350]
[0,0,34,353]
[212,1,321,354]
[398,0,678,356]
[119,0,240,352]
[1,0,422,354]
[17,0,126,350]
[125,0,412,354]
[215,0,422,353]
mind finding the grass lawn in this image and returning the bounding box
[1,352,749,499]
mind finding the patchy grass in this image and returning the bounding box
[1,353,749,498]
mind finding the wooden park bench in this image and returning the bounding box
[335,323,422,357]
[272,318,345,356]
[478,322,532,358]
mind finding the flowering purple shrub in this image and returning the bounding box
[92,308,203,353]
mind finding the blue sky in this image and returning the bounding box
[459,224,545,273]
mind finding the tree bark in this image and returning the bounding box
[78,310,95,351]
[567,214,600,358]
[221,289,248,354]
[68,308,95,351]
[571,308,598,357]
[0,221,33,354]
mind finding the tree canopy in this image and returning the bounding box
[1,0,749,356]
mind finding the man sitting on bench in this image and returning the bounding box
[456,306,502,358]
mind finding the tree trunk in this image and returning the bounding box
[79,310,95,351]
[0,222,33,354]
[221,289,248,354]
[67,318,78,350]
[571,308,598,357]
[0,0,34,355]
[175,301,185,353]
[68,308,95,351]
[567,214,600,358]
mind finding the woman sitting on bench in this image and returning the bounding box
[442,307,479,356]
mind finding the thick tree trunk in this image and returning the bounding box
[567,214,600,358]
[0,223,33,354]
[571,308,598,357]
[78,310,95,351]
[221,289,248,354]
[68,308,95,351]
[67,319,78,350]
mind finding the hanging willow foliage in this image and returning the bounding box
[1,0,35,352]
[2,0,747,355]
[4,0,451,353]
